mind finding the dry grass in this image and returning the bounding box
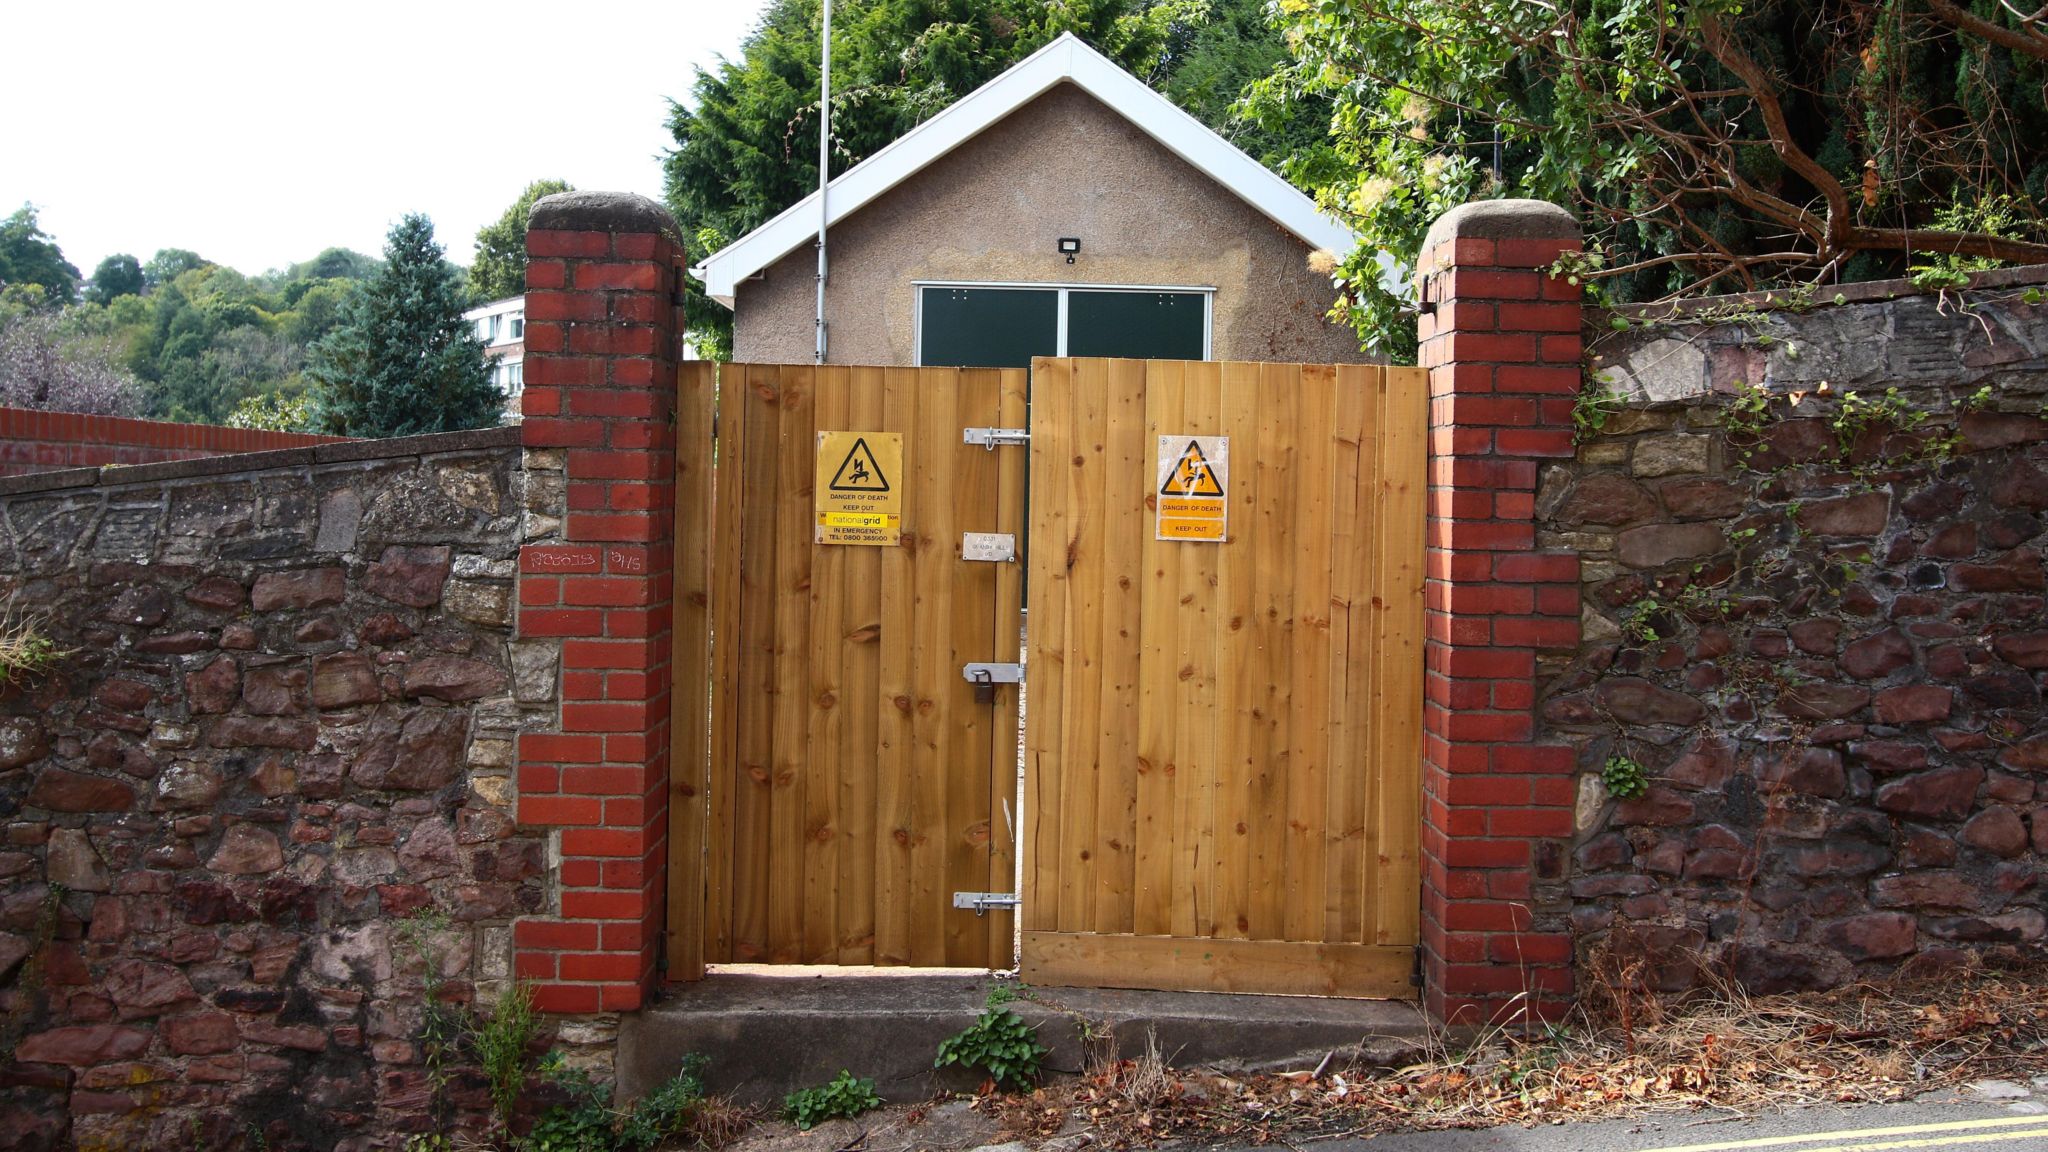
[0,614,62,683]
[683,1096,759,1149]
[969,960,2048,1149]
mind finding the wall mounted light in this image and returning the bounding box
[1058,237,1081,264]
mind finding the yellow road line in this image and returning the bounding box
[1638,1114,2048,1152]
[1825,1125,2048,1151]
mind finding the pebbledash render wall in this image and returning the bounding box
[1539,265,2048,998]
[733,84,1371,366]
[0,408,346,478]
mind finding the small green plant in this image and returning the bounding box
[1722,379,1773,460]
[473,982,541,1133]
[401,1137,451,1152]
[619,1056,710,1150]
[525,1061,615,1152]
[1573,375,1626,444]
[0,616,64,684]
[1829,386,1932,461]
[1621,598,1662,644]
[782,1070,882,1130]
[527,1052,715,1152]
[397,909,466,1098]
[1602,755,1649,800]
[935,993,1048,1092]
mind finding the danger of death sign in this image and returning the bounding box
[1156,434,1228,542]
[816,431,903,546]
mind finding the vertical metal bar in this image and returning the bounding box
[816,0,832,364]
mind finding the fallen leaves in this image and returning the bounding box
[970,963,2048,1150]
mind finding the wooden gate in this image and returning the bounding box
[1018,358,1426,998]
[672,357,1424,994]
[671,362,1026,969]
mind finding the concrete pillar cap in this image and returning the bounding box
[1422,199,1579,254]
[528,191,684,244]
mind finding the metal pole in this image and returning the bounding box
[815,0,831,364]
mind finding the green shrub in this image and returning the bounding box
[619,1055,709,1149]
[527,1053,712,1152]
[782,1070,881,1130]
[935,997,1048,1092]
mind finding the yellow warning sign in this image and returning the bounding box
[816,431,903,546]
[1156,435,1228,542]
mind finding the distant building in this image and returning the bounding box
[464,296,524,417]
[691,33,1370,367]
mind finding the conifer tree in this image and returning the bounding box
[307,214,499,437]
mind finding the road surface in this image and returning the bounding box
[1272,1079,2048,1152]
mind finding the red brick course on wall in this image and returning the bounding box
[1415,201,1585,1024]
[0,407,346,477]
[512,193,683,1013]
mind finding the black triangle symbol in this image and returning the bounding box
[1160,440,1224,497]
[829,437,891,493]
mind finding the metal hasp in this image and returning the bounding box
[963,661,1022,705]
[962,532,1016,563]
[952,891,1021,917]
[962,427,1030,449]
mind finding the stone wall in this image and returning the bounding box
[0,428,559,1151]
[1545,273,2048,993]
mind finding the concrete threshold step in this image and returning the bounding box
[617,966,1433,1106]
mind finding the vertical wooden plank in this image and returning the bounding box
[874,367,921,963]
[838,366,886,963]
[942,370,996,967]
[1132,359,1185,937]
[1171,362,1221,939]
[1329,365,1380,946]
[1284,364,1335,943]
[1212,360,1263,941]
[987,367,1029,963]
[907,370,959,965]
[667,361,716,980]
[1024,358,1073,934]
[731,365,783,962]
[705,362,747,965]
[1246,362,1297,942]
[1373,366,1428,948]
[767,366,816,961]
[1056,358,1107,934]
[1092,359,1146,935]
[802,369,849,963]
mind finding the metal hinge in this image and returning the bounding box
[961,662,1024,685]
[952,892,1021,916]
[963,427,1030,449]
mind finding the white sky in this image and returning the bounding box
[1,0,777,279]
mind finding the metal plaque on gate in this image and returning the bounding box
[816,431,903,546]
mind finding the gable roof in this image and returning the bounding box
[687,32,1358,308]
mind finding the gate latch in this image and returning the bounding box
[963,427,1030,450]
[962,662,1022,705]
[952,892,1021,917]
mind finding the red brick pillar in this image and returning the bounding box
[512,193,682,1013]
[1415,201,1583,1025]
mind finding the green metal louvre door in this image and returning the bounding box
[919,287,1059,368]
[1066,290,1205,360]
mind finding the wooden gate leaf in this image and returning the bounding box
[1021,358,1425,999]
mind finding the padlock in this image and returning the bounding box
[970,668,996,705]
